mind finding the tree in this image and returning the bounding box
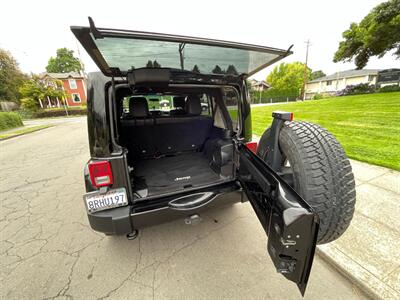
[266,62,311,93]
[19,75,66,110]
[311,70,326,80]
[0,48,26,103]
[146,60,154,68]
[212,65,223,74]
[333,0,400,69]
[192,65,200,73]
[46,48,82,73]
[153,60,161,68]
[226,65,238,75]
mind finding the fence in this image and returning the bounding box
[249,89,300,104]
[250,94,298,104]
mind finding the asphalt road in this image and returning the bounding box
[0,118,368,300]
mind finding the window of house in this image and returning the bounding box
[368,75,376,81]
[69,79,77,89]
[326,80,332,86]
[72,93,81,103]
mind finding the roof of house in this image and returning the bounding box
[308,69,381,83]
[250,79,270,87]
[41,72,84,79]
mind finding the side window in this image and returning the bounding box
[223,87,239,132]
[122,97,130,114]
[199,94,211,116]
[213,100,226,129]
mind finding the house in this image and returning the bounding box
[304,69,381,99]
[249,79,270,91]
[376,69,400,87]
[41,72,87,106]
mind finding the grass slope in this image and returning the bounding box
[251,92,400,170]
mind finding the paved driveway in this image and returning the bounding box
[0,119,367,299]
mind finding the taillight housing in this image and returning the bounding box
[88,161,113,188]
[246,141,258,154]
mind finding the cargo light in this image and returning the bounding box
[246,142,258,154]
[88,161,113,188]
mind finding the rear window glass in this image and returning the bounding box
[122,94,211,116]
[122,96,174,112]
[93,35,281,75]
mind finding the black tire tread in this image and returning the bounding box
[262,121,356,244]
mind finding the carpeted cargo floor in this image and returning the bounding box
[132,152,221,197]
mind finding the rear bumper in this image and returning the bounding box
[87,190,245,235]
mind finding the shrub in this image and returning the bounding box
[313,93,324,100]
[33,106,87,118]
[21,97,39,111]
[250,87,300,103]
[0,112,23,131]
[16,110,34,120]
[379,85,400,93]
[339,83,376,96]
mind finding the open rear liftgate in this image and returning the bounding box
[236,112,319,295]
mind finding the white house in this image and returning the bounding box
[249,79,270,91]
[305,69,381,99]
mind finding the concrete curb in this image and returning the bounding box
[317,245,399,300]
[0,125,53,141]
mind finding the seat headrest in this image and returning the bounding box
[173,96,186,109]
[185,95,201,115]
[129,97,149,117]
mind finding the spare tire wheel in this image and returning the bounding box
[257,121,356,244]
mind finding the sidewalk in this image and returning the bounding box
[319,160,399,300]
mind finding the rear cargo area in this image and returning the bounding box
[132,152,223,197]
[118,93,236,200]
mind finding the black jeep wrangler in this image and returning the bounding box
[73,18,356,295]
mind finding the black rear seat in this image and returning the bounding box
[121,95,213,159]
[155,95,213,153]
[120,97,156,156]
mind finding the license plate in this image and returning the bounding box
[85,188,128,213]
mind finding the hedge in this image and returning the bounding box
[33,107,87,118]
[0,112,24,131]
[250,87,300,103]
[379,85,400,93]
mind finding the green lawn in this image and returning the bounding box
[251,92,400,170]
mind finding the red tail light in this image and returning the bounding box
[246,141,258,154]
[88,161,113,188]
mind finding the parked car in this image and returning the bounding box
[73,18,356,296]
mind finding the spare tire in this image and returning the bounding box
[257,121,356,244]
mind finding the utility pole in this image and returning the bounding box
[301,39,311,101]
[76,40,85,76]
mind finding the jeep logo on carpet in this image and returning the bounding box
[174,176,191,181]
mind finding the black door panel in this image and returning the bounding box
[238,144,319,295]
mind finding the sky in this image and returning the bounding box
[1,0,398,80]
